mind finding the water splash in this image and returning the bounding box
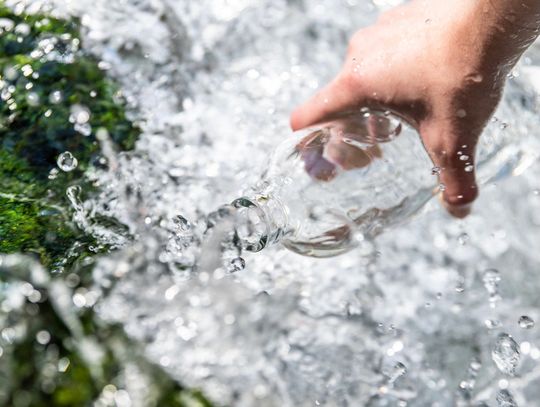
[15,0,540,405]
[492,333,521,376]
[496,389,518,407]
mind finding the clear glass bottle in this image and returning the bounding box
[232,109,437,258]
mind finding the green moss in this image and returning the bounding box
[0,195,90,269]
[0,6,138,179]
[0,1,139,266]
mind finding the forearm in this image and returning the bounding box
[485,0,540,65]
[489,0,540,31]
[414,0,540,79]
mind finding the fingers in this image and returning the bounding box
[290,74,366,131]
[421,121,480,218]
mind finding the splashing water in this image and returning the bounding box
[496,389,518,407]
[11,0,540,405]
[492,333,521,376]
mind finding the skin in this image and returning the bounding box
[291,0,540,218]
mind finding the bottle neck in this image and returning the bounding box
[232,194,289,252]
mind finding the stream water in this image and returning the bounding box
[11,0,540,405]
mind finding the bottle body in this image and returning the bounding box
[233,110,437,257]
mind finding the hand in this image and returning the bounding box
[291,0,540,218]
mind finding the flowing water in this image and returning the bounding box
[9,0,540,405]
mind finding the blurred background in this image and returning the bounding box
[1,0,540,406]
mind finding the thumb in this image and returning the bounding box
[290,74,367,131]
[421,121,480,218]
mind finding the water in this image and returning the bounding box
[518,316,535,330]
[491,333,521,376]
[57,151,78,172]
[10,0,540,405]
[496,389,518,407]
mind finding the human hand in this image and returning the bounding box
[291,0,540,218]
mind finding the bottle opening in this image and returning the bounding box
[231,197,271,252]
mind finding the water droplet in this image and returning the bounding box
[518,316,534,329]
[36,330,51,345]
[431,166,441,175]
[48,168,59,180]
[456,109,467,118]
[458,233,469,245]
[470,358,482,372]
[438,183,446,192]
[482,268,501,302]
[465,165,474,172]
[69,104,91,124]
[455,275,466,292]
[74,122,92,136]
[387,362,407,384]
[25,92,40,106]
[496,389,518,407]
[459,155,469,161]
[49,90,63,104]
[492,333,520,376]
[14,23,30,36]
[173,215,191,232]
[0,18,15,32]
[228,257,245,273]
[469,73,483,83]
[4,65,18,81]
[485,319,502,330]
[57,151,78,172]
[21,64,33,77]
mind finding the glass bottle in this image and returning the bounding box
[231,109,437,258]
